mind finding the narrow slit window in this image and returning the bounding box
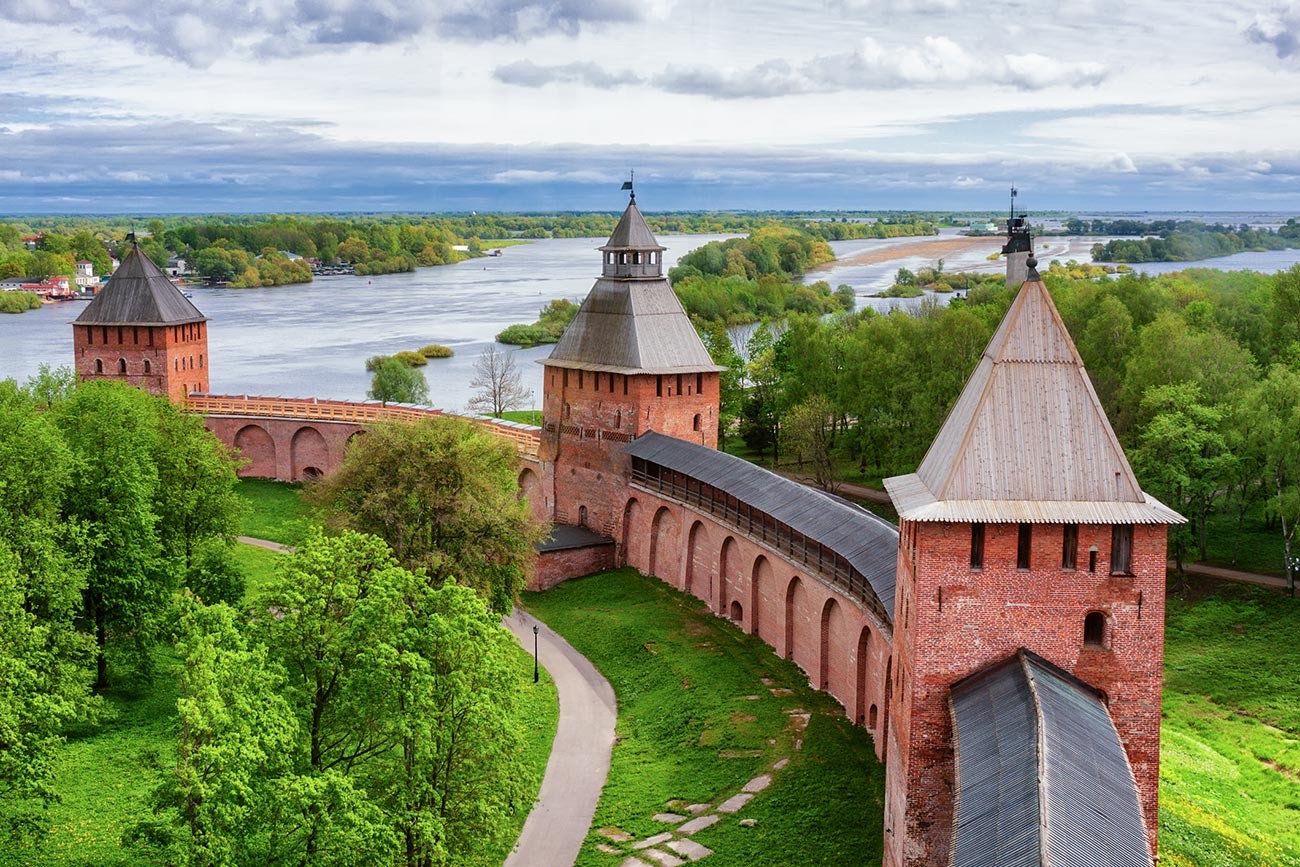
[970,523,984,570]
[1017,523,1032,570]
[1111,525,1134,575]
[1062,524,1078,570]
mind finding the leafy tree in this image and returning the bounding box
[369,357,429,406]
[1131,384,1233,567]
[1239,364,1300,596]
[467,345,531,418]
[55,381,169,688]
[702,322,744,447]
[740,322,783,462]
[308,419,543,610]
[781,395,839,491]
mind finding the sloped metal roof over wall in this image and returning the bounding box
[949,650,1153,867]
[75,245,207,326]
[625,431,897,621]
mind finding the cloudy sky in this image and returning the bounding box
[2,0,1299,213]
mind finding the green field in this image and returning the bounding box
[524,569,885,867]
[499,409,543,426]
[234,477,310,544]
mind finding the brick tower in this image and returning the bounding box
[540,188,724,538]
[73,240,210,402]
[881,259,1183,865]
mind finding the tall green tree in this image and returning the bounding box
[369,357,430,406]
[1239,364,1300,596]
[702,322,744,448]
[309,418,543,611]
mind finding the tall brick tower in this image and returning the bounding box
[73,240,210,402]
[540,188,724,538]
[881,258,1183,865]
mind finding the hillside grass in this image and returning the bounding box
[500,409,543,426]
[1197,508,1288,578]
[1159,584,1300,866]
[234,477,309,545]
[524,568,884,867]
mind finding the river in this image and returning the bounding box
[0,234,738,410]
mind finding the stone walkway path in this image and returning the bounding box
[236,535,296,553]
[504,609,618,867]
[597,704,814,867]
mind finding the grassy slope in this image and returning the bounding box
[234,477,310,545]
[499,409,543,426]
[524,569,884,867]
[1159,585,1300,866]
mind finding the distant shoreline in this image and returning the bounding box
[809,235,1002,272]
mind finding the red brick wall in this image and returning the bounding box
[530,542,617,590]
[73,321,209,402]
[202,416,362,481]
[883,520,1167,867]
[622,486,893,759]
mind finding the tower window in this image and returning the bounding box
[677,374,683,396]
[696,373,703,394]
[578,370,584,389]
[693,414,701,432]
[117,358,126,374]
[144,359,151,374]
[199,354,203,369]
[86,327,93,345]
[148,330,154,347]
[1017,523,1032,570]
[1062,524,1078,570]
[579,505,588,526]
[94,359,103,374]
[101,327,108,343]
[1111,525,1134,575]
[970,523,984,570]
[623,375,628,395]
[117,327,123,344]
[563,369,569,388]
[133,327,138,344]
[656,375,663,397]
[1084,612,1106,647]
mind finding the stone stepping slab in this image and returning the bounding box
[717,792,754,814]
[742,774,771,793]
[666,838,714,861]
[653,812,687,823]
[633,832,673,850]
[641,849,685,867]
[677,814,720,835]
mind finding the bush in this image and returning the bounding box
[365,355,390,372]
[0,291,42,314]
[495,324,553,346]
[418,344,454,359]
[393,350,428,367]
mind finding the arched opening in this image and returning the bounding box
[517,467,541,505]
[290,426,329,482]
[855,625,873,725]
[751,556,773,640]
[578,505,588,527]
[1084,611,1107,647]
[300,466,322,480]
[784,576,804,661]
[685,521,708,597]
[117,358,127,374]
[719,536,739,616]
[868,705,878,729]
[648,506,677,581]
[233,424,276,478]
[820,598,841,690]
[621,498,641,567]
[729,600,743,622]
[692,414,701,431]
[143,359,151,374]
[94,359,103,373]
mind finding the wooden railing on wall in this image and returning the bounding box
[186,394,541,458]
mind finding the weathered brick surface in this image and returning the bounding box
[73,321,209,402]
[202,416,361,481]
[531,542,616,590]
[883,520,1167,867]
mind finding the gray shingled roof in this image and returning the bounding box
[885,273,1183,525]
[543,277,725,375]
[949,649,1153,867]
[625,431,897,621]
[600,198,665,251]
[75,245,206,326]
[537,525,614,552]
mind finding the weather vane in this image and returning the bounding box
[621,169,635,201]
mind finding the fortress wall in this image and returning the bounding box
[621,486,893,760]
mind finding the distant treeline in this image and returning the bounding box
[1085,218,1300,263]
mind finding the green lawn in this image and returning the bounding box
[1159,584,1300,866]
[524,569,884,867]
[1198,508,1288,578]
[230,540,286,596]
[235,477,310,545]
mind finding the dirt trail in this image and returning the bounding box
[808,235,1003,271]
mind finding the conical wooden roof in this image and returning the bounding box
[885,272,1183,524]
[75,244,206,326]
[600,197,665,252]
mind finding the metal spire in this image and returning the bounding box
[621,169,635,202]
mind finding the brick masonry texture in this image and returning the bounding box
[74,321,209,402]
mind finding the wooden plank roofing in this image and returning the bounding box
[949,650,1153,867]
[74,244,206,327]
[600,198,665,252]
[625,431,897,621]
[884,273,1183,525]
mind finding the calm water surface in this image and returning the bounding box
[0,234,737,410]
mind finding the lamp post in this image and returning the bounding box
[533,624,540,683]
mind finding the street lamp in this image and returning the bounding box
[533,625,540,683]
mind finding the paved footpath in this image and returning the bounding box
[505,608,617,867]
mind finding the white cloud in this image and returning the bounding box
[1245,3,1300,59]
